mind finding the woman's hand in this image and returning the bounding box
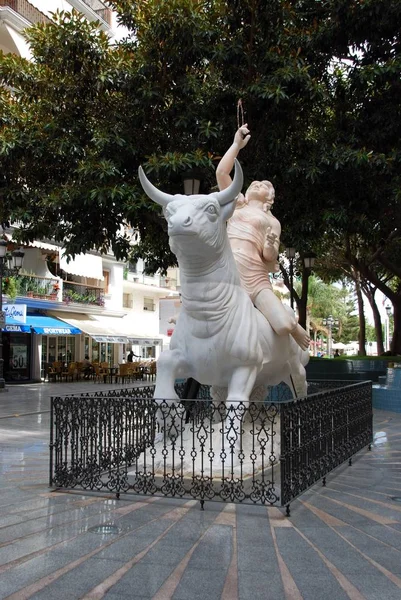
[263,227,278,261]
[264,227,277,248]
[233,124,251,150]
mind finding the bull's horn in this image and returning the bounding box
[138,166,174,208]
[215,159,244,206]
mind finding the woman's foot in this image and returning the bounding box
[291,324,310,350]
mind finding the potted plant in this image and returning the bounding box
[2,276,19,300]
[50,282,60,299]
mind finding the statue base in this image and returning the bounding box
[128,410,280,479]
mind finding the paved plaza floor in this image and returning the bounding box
[1,381,401,599]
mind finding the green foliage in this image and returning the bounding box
[2,276,19,300]
[0,0,399,289]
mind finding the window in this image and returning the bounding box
[123,293,132,308]
[128,261,137,273]
[103,270,110,293]
[143,297,155,312]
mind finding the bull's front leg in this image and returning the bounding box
[153,349,189,443]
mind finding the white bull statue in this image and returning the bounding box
[138,160,309,412]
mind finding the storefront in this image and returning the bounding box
[54,313,129,366]
[2,314,81,383]
[127,338,163,360]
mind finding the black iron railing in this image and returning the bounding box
[49,381,372,512]
[280,381,372,509]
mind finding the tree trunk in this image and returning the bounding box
[355,276,366,356]
[372,303,385,355]
[390,298,401,355]
[297,267,310,330]
[364,287,385,355]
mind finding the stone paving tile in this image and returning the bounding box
[172,566,228,600]
[99,561,177,598]
[23,556,128,600]
[1,385,401,599]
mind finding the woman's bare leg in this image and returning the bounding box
[254,288,310,350]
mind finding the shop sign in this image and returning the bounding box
[129,338,162,346]
[42,327,74,335]
[4,304,27,323]
[11,345,27,369]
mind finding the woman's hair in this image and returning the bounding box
[239,180,275,213]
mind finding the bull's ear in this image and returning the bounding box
[221,194,239,222]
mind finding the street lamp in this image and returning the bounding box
[385,303,392,351]
[285,247,296,309]
[182,170,201,195]
[0,240,25,389]
[303,254,316,270]
[322,315,339,359]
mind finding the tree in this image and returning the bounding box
[0,2,339,263]
[0,0,400,347]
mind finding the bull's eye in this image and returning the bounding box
[206,205,217,215]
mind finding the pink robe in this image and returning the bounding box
[227,205,279,303]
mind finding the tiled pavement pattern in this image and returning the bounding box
[1,382,401,599]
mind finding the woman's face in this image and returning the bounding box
[246,180,275,208]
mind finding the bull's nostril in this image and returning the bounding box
[183,217,192,226]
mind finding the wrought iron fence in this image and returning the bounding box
[49,381,372,513]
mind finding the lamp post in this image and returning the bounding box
[303,253,316,346]
[322,315,339,359]
[285,247,296,309]
[385,303,392,351]
[0,240,25,389]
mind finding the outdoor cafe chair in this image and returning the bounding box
[61,362,77,382]
[116,363,132,384]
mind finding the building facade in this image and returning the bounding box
[0,1,179,383]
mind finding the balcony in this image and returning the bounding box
[68,0,112,28]
[63,281,105,307]
[81,0,112,25]
[3,274,60,300]
[159,276,178,290]
[2,274,105,306]
[0,0,51,25]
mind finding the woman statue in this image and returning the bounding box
[216,124,310,350]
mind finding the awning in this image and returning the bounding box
[2,316,31,333]
[29,240,59,252]
[128,338,162,346]
[92,336,127,343]
[2,232,59,253]
[55,313,128,343]
[28,315,82,335]
[54,313,162,345]
[60,253,104,280]
[2,315,82,335]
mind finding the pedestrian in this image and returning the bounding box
[82,355,93,379]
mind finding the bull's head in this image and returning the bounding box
[138,160,243,260]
